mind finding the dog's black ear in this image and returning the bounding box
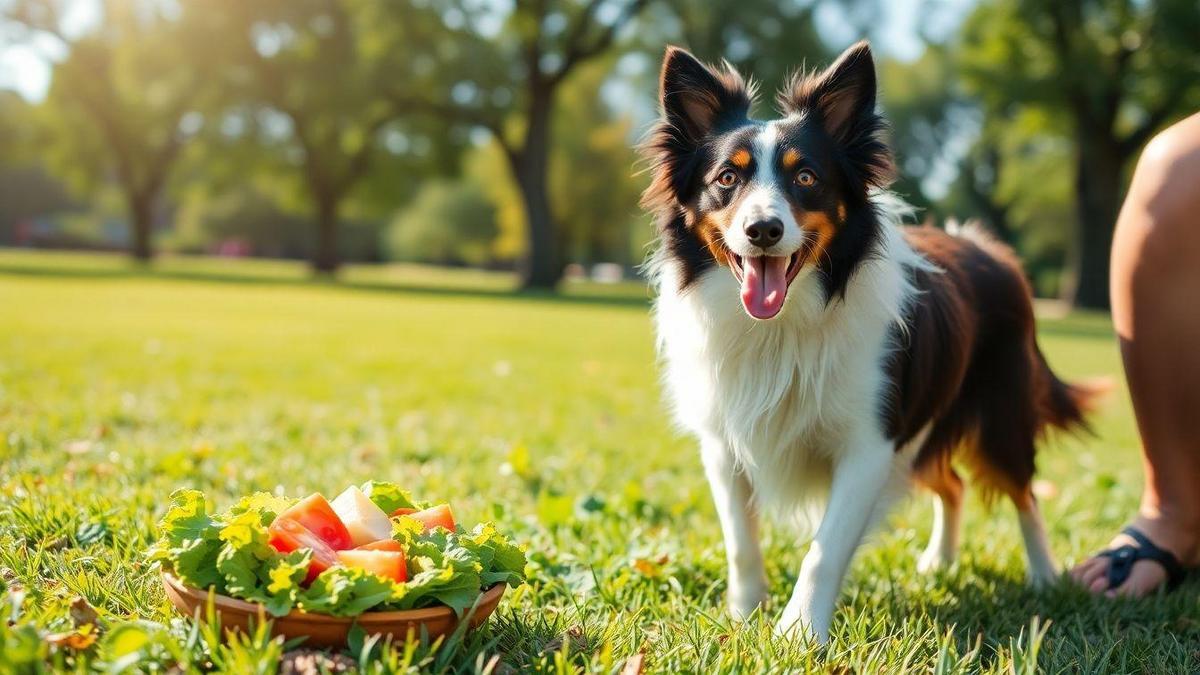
[778,41,893,187]
[659,46,752,143]
[779,41,876,141]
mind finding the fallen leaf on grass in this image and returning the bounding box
[45,624,97,651]
[69,596,98,628]
[631,553,670,578]
[44,536,70,551]
[632,558,660,577]
[543,624,588,655]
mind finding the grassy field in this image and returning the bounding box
[1,249,1196,673]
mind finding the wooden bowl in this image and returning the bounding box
[161,571,505,648]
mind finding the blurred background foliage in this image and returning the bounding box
[1,0,1197,306]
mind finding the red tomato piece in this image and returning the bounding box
[356,539,403,553]
[337,549,407,583]
[274,493,354,550]
[406,504,456,533]
[268,518,340,584]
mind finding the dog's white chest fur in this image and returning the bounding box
[652,224,923,509]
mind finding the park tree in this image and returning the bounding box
[0,91,78,245]
[3,0,214,261]
[959,0,1200,309]
[391,0,652,289]
[193,0,461,274]
[652,0,831,95]
[387,179,499,266]
[550,60,644,266]
[458,59,646,268]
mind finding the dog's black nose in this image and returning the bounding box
[744,218,784,249]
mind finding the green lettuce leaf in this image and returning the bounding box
[226,492,294,526]
[260,550,311,616]
[394,544,483,614]
[359,481,423,514]
[465,523,527,586]
[147,489,224,590]
[216,503,313,617]
[215,511,277,599]
[153,489,218,546]
[299,567,402,617]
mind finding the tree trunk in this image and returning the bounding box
[312,193,341,275]
[127,190,155,262]
[1065,134,1124,309]
[512,87,561,290]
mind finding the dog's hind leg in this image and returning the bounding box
[1012,490,1057,585]
[914,459,964,573]
[701,435,768,620]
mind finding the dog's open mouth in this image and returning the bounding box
[728,251,804,320]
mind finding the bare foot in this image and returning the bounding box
[1069,515,1198,598]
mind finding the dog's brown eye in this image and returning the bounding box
[796,169,817,187]
[716,169,739,188]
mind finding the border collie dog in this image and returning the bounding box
[642,41,1091,643]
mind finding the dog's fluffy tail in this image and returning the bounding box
[1037,349,1109,435]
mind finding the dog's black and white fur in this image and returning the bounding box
[642,42,1091,642]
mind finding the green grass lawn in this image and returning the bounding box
[1,250,1196,673]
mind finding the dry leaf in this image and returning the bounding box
[45,626,97,650]
[69,596,99,628]
[632,558,662,578]
[45,536,70,551]
[543,624,588,654]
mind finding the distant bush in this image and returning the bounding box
[386,181,499,266]
[169,188,385,262]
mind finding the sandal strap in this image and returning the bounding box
[1097,525,1186,592]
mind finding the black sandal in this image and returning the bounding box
[1097,526,1186,592]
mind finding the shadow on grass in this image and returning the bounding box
[876,565,1200,668]
[0,261,654,310]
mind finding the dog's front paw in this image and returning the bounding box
[727,580,768,621]
[1025,565,1059,588]
[916,548,952,574]
[773,604,826,644]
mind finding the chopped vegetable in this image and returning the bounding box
[330,486,393,547]
[267,518,340,584]
[357,539,403,552]
[272,493,354,551]
[337,549,407,583]
[404,504,456,533]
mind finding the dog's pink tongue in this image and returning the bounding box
[740,256,790,320]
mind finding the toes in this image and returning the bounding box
[1107,561,1168,599]
[1078,558,1110,590]
[1069,556,1104,583]
[1087,572,1111,594]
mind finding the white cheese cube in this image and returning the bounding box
[330,486,393,546]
